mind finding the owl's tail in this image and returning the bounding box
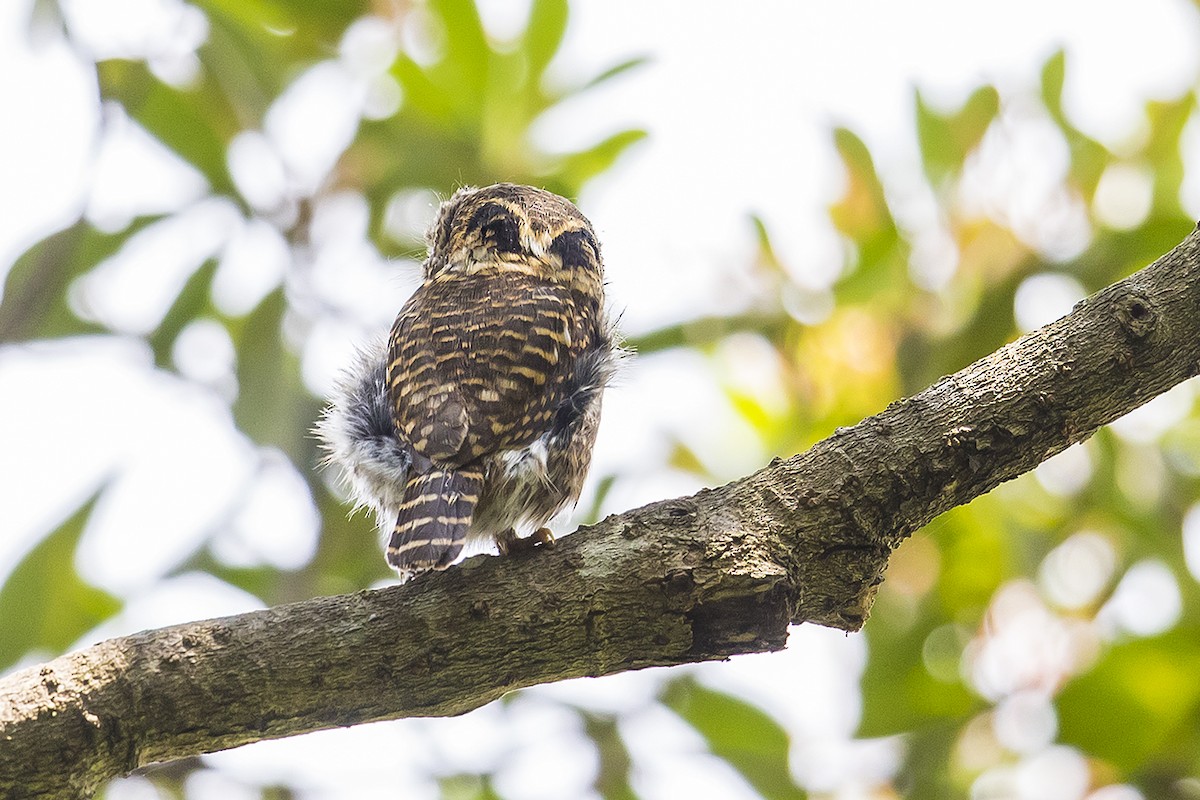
[387,466,483,578]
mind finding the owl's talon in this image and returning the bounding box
[495,528,518,556]
[495,527,555,556]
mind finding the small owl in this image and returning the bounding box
[318,183,619,580]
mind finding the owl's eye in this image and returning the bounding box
[482,215,522,254]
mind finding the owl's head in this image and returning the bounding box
[423,184,604,294]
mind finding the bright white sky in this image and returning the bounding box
[1,0,1198,798]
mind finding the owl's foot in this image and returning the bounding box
[530,527,556,548]
[495,527,556,556]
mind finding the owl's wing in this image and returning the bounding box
[386,270,590,467]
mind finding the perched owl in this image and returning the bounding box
[318,183,618,580]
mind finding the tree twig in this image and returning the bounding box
[4,223,1200,799]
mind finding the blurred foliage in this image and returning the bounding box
[0,491,120,666]
[662,677,807,799]
[4,0,1200,798]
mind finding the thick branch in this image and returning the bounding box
[5,225,1200,798]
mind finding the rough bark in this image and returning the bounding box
[4,224,1200,798]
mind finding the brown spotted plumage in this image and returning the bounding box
[317,184,618,580]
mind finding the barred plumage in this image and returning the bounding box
[388,467,483,570]
[318,183,618,580]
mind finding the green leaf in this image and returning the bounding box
[577,473,617,526]
[230,288,322,466]
[858,506,1003,738]
[198,0,371,73]
[438,775,503,800]
[891,723,961,799]
[1061,221,1194,291]
[553,129,648,188]
[915,90,955,185]
[392,54,459,124]
[1040,49,1067,124]
[523,0,569,78]
[0,217,162,343]
[98,60,238,198]
[1058,630,1200,774]
[858,605,979,737]
[197,0,365,44]
[931,503,1014,616]
[582,712,638,800]
[172,550,283,605]
[28,0,64,39]
[830,127,896,239]
[1036,50,1111,197]
[1143,93,1196,216]
[200,10,286,123]
[147,259,219,369]
[430,0,490,109]
[914,85,999,186]
[305,487,394,596]
[750,213,784,273]
[623,311,786,356]
[662,677,807,800]
[480,49,535,167]
[829,127,906,302]
[0,491,122,672]
[578,56,651,93]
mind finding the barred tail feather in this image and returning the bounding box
[387,467,483,577]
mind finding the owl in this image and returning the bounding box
[318,183,619,580]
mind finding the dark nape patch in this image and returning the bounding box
[483,216,521,253]
[549,229,599,266]
[468,203,522,253]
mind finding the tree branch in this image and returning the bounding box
[5,224,1200,798]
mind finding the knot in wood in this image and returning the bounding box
[663,568,694,594]
[1114,290,1157,339]
[662,500,697,521]
[945,425,976,448]
[947,422,1015,452]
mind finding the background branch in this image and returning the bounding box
[4,224,1200,798]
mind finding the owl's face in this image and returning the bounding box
[423,184,603,296]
